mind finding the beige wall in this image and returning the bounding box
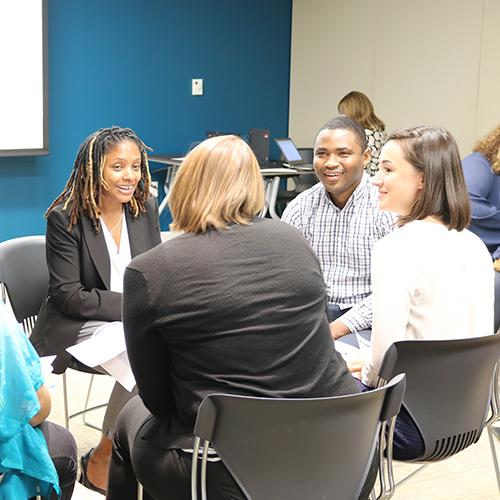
[289,0,500,155]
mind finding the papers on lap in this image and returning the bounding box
[66,321,135,392]
[40,355,56,378]
[334,331,371,363]
[334,340,361,363]
[356,331,371,354]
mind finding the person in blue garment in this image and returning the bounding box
[0,302,77,499]
[461,124,500,266]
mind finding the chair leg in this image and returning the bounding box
[488,425,500,494]
[82,374,106,431]
[63,372,70,429]
[62,370,107,431]
[394,463,428,488]
[377,420,395,499]
[201,441,209,500]
[192,436,201,500]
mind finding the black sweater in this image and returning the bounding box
[123,217,358,448]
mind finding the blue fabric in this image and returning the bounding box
[0,303,60,499]
[325,303,350,323]
[462,152,500,259]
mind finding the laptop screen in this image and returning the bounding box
[275,138,303,163]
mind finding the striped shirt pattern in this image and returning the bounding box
[281,174,396,332]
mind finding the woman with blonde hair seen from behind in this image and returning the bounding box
[461,124,500,270]
[338,90,386,176]
[349,126,494,460]
[106,135,360,499]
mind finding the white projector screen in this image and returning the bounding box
[0,0,48,156]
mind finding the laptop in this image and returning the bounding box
[274,138,314,170]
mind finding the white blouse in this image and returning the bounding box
[362,220,495,387]
[101,211,132,293]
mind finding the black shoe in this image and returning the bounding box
[79,449,107,496]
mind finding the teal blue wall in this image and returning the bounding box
[0,0,292,240]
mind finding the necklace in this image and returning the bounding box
[102,212,123,233]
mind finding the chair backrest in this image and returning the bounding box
[296,148,318,189]
[0,236,48,329]
[297,147,313,163]
[193,374,406,500]
[378,335,500,461]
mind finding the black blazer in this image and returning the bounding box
[30,196,161,373]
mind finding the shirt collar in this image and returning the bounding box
[321,173,370,210]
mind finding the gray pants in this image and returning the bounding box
[76,321,137,437]
[38,421,78,499]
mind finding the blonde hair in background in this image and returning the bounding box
[169,135,265,233]
[338,91,385,131]
[473,124,500,174]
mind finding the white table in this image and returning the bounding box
[148,155,184,216]
[259,168,301,219]
[148,157,306,220]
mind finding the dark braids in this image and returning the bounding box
[46,126,152,232]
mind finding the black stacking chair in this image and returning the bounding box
[375,336,500,497]
[488,271,500,490]
[0,236,106,431]
[191,374,406,500]
[0,236,47,335]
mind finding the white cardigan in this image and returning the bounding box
[362,220,494,387]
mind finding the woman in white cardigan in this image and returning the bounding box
[351,126,494,459]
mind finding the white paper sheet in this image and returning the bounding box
[355,331,371,355]
[66,322,125,367]
[100,350,136,392]
[40,355,56,378]
[66,321,136,392]
[334,340,361,363]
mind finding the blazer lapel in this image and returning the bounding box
[81,216,111,289]
[126,207,148,258]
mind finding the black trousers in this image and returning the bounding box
[107,396,244,500]
[37,421,78,500]
[355,379,424,460]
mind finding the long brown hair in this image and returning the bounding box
[387,126,470,231]
[338,91,385,131]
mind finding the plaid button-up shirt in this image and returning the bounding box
[281,174,396,331]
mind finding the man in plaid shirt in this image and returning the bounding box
[282,116,395,340]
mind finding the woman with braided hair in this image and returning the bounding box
[30,126,161,494]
